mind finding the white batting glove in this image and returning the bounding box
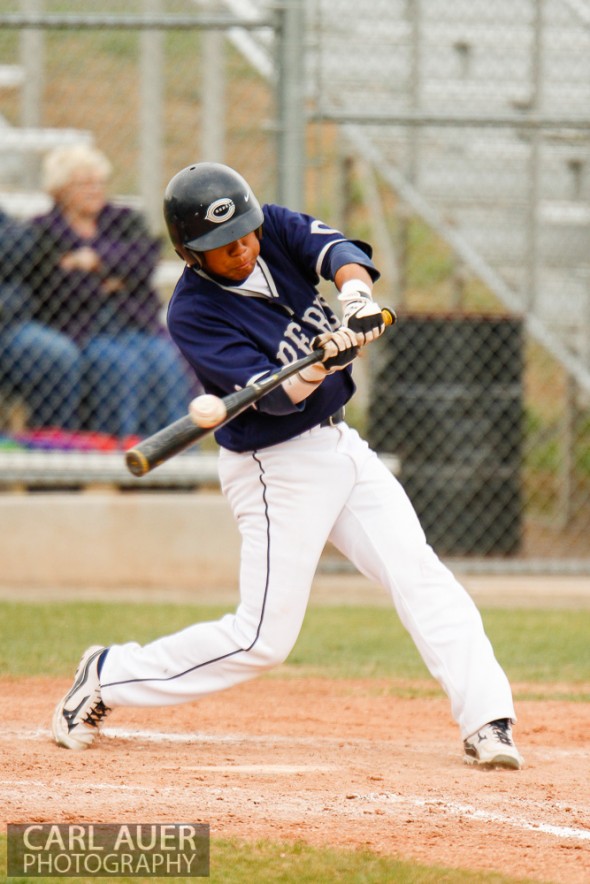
[338,279,385,345]
[299,327,360,382]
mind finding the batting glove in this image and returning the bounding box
[338,279,385,345]
[299,327,360,382]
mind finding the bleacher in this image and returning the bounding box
[333,0,590,373]
[225,0,590,387]
[3,2,590,490]
[0,61,190,483]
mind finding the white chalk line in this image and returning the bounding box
[355,792,590,842]
[5,726,433,753]
[159,764,337,774]
[8,725,590,761]
[3,728,590,844]
[3,777,589,843]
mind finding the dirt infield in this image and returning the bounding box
[2,675,589,883]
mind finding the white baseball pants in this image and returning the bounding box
[101,422,516,739]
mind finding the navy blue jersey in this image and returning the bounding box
[167,203,378,452]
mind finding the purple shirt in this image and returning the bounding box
[27,203,162,342]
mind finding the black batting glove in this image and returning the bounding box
[313,327,360,371]
[338,278,385,345]
[344,300,385,343]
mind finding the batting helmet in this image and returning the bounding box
[163,162,264,262]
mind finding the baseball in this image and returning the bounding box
[189,394,227,428]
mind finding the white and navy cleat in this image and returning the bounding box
[463,718,524,770]
[52,645,110,750]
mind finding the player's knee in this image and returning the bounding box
[246,637,293,670]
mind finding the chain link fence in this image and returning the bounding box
[304,0,590,568]
[0,0,589,568]
[0,0,280,482]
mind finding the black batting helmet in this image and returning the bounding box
[163,162,264,262]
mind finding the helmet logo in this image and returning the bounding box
[205,198,235,224]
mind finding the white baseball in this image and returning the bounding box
[189,394,227,428]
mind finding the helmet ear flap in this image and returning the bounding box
[173,246,204,268]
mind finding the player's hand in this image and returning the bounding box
[299,328,360,383]
[319,326,360,370]
[343,298,385,344]
[338,279,385,345]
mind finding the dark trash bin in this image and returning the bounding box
[368,314,524,555]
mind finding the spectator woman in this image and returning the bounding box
[0,208,82,430]
[26,144,193,438]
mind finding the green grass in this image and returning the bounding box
[0,601,226,677]
[0,600,583,883]
[0,833,540,884]
[483,608,590,697]
[1,601,589,699]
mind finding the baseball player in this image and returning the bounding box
[52,162,523,769]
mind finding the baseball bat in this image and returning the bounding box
[126,307,396,477]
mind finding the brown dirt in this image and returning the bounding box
[2,676,589,883]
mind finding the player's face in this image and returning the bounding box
[201,232,260,280]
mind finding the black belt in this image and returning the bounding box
[320,407,345,428]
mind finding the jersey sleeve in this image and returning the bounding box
[322,240,380,281]
[262,204,379,286]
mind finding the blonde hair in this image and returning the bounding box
[41,144,113,196]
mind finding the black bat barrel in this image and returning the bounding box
[125,415,200,476]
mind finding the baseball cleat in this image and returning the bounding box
[463,718,524,770]
[52,645,110,750]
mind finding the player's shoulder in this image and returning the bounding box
[263,202,345,240]
[261,202,295,230]
[168,266,232,324]
[262,202,314,226]
[168,265,199,311]
[261,203,340,253]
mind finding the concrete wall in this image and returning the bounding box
[1,492,242,589]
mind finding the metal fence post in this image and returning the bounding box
[20,0,44,189]
[525,0,543,313]
[201,1,226,163]
[275,0,305,210]
[140,0,164,233]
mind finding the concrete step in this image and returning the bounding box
[0,491,241,590]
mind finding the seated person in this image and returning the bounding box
[0,209,81,430]
[24,144,194,438]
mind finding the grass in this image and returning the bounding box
[1,601,589,699]
[4,597,561,884]
[483,608,590,696]
[0,833,539,884]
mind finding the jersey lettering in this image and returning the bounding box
[276,338,302,365]
[301,304,332,334]
[283,321,310,352]
[275,321,312,365]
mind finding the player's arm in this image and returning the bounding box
[334,263,374,290]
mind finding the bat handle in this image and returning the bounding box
[382,306,396,326]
